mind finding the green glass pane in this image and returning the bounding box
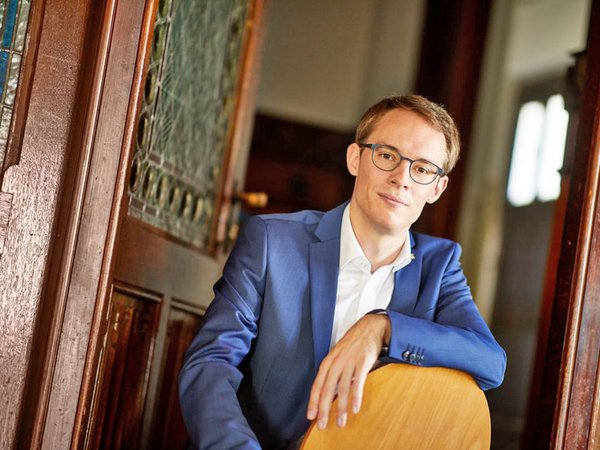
[0,5,5,41]
[0,107,11,164]
[6,52,20,105]
[15,0,30,52]
[128,0,250,250]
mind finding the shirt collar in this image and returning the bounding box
[339,204,412,272]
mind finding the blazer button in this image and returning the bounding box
[409,353,417,364]
[402,351,411,361]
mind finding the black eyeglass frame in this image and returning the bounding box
[358,142,446,185]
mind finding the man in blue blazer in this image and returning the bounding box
[179,95,506,449]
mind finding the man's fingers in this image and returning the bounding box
[316,364,343,429]
[307,356,330,419]
[335,368,354,427]
[306,360,329,420]
[351,364,370,414]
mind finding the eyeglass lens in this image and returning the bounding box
[372,146,439,184]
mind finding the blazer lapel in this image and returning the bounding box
[309,203,345,367]
[389,232,421,316]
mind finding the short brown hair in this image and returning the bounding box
[355,95,460,173]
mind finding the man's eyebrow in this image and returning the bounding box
[374,144,438,163]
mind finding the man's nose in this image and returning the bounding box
[389,159,412,187]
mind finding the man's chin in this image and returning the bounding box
[373,219,409,237]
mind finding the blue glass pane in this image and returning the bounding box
[2,0,18,49]
[0,51,9,100]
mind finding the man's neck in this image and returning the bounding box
[348,205,408,273]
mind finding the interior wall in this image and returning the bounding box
[507,0,591,80]
[256,0,425,130]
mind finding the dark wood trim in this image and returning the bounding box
[71,0,159,448]
[113,280,163,303]
[15,0,150,446]
[113,217,222,304]
[171,299,207,316]
[14,1,110,447]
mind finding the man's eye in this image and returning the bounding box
[378,151,396,161]
[413,163,435,174]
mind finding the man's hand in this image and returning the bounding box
[306,314,391,430]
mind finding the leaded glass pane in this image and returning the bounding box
[0,0,31,167]
[128,0,250,251]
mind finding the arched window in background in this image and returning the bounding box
[507,94,569,207]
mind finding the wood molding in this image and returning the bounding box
[14,0,150,447]
[71,0,159,448]
[17,1,119,446]
[9,1,106,448]
[215,0,270,252]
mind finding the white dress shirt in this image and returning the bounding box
[329,205,413,348]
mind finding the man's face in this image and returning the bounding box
[346,108,448,237]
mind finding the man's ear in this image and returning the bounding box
[426,176,449,204]
[346,143,361,176]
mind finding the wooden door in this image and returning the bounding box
[73,0,267,448]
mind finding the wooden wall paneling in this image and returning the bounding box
[90,288,161,450]
[245,113,355,214]
[114,218,224,305]
[149,305,203,450]
[245,158,353,214]
[112,216,215,449]
[413,0,492,240]
[528,0,600,448]
[0,1,98,448]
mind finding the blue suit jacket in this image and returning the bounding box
[179,203,506,449]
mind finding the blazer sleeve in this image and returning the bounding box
[179,216,268,449]
[385,243,506,390]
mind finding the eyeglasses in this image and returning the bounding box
[358,143,446,185]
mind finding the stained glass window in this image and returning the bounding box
[128,0,250,251]
[0,0,31,168]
